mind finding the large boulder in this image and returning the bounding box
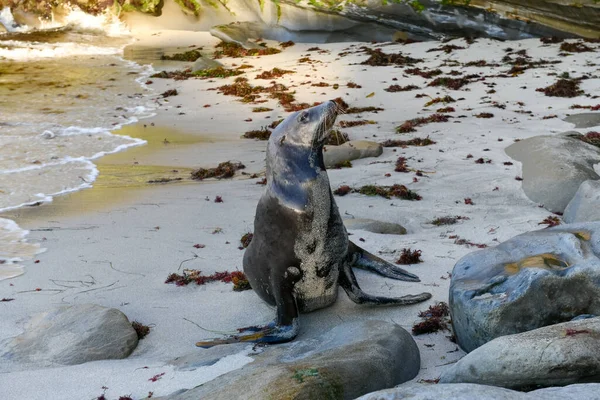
[564,180,600,223]
[0,304,138,368]
[357,383,600,400]
[505,134,600,213]
[440,317,600,389]
[163,320,420,400]
[449,222,600,353]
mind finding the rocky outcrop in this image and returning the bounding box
[505,134,600,213]
[440,317,600,389]
[358,383,600,400]
[0,304,138,369]
[4,0,598,39]
[163,320,420,399]
[449,222,600,353]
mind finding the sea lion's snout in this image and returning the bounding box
[315,100,339,143]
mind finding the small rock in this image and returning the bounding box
[164,320,420,400]
[564,113,600,129]
[440,317,600,389]
[324,140,383,168]
[449,222,600,352]
[505,134,600,212]
[40,130,56,139]
[191,57,222,73]
[564,180,600,223]
[343,218,407,235]
[0,304,138,368]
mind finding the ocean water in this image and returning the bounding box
[0,8,155,278]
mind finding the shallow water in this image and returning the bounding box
[0,8,154,274]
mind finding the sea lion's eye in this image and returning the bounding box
[298,112,309,123]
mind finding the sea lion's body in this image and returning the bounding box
[197,101,431,347]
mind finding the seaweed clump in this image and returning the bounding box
[358,184,421,200]
[360,48,422,66]
[427,44,465,54]
[339,120,376,128]
[345,106,385,114]
[194,67,244,78]
[161,89,178,98]
[424,95,455,107]
[131,321,151,340]
[560,42,594,53]
[381,137,436,147]
[240,232,254,248]
[325,130,350,145]
[396,248,422,264]
[405,68,443,79]
[396,114,450,133]
[412,302,451,335]
[578,131,600,147]
[255,68,294,79]
[243,128,271,140]
[428,76,474,90]
[150,69,195,81]
[166,270,251,291]
[213,42,281,58]
[161,50,202,62]
[430,216,469,226]
[385,84,419,92]
[191,161,245,180]
[536,79,584,98]
[538,216,561,228]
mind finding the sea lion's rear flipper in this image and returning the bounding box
[348,240,421,282]
[196,273,300,348]
[339,257,431,306]
[195,320,299,348]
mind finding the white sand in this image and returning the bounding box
[1,31,599,399]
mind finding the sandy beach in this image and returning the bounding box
[1,28,599,399]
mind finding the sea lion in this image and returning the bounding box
[197,100,431,347]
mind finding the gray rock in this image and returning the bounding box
[324,140,383,168]
[210,22,268,49]
[170,343,250,371]
[440,317,600,389]
[211,20,402,44]
[1,304,138,368]
[564,180,600,223]
[344,218,407,235]
[165,320,419,400]
[564,113,600,129]
[191,57,222,73]
[449,222,600,353]
[505,135,600,213]
[358,383,600,400]
[534,384,600,399]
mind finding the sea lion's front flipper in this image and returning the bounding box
[196,271,300,348]
[348,240,421,282]
[339,257,431,306]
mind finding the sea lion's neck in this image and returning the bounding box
[267,145,329,211]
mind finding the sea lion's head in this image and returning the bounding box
[268,100,339,171]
